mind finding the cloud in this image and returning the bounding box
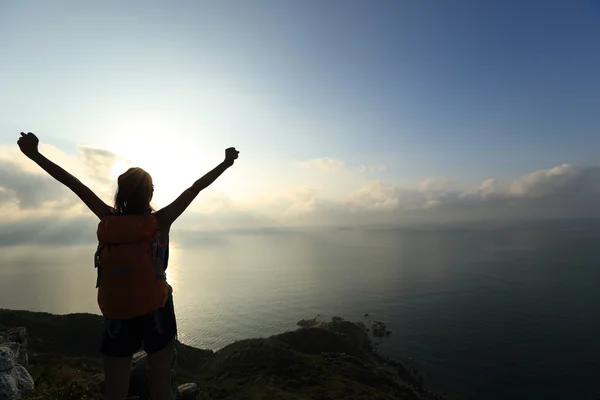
[470,178,499,199]
[0,215,98,247]
[2,143,600,234]
[297,158,386,178]
[297,158,345,172]
[347,181,400,211]
[507,164,598,198]
[0,159,76,210]
[0,187,13,206]
[358,164,387,175]
[168,163,600,229]
[266,164,600,227]
[0,144,126,215]
[78,146,128,185]
[418,177,453,193]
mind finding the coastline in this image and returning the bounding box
[0,308,455,400]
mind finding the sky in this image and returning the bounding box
[1,0,600,235]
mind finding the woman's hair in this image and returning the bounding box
[113,167,154,215]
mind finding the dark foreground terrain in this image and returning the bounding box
[0,309,450,400]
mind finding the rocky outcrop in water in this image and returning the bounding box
[371,320,392,338]
[0,328,34,400]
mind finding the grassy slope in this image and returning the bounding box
[0,309,438,400]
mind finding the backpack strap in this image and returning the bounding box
[94,244,104,289]
[159,240,170,270]
[150,235,167,280]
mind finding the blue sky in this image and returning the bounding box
[1,1,600,227]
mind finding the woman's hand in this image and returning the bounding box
[17,132,40,159]
[15,131,112,219]
[156,148,240,227]
[225,147,239,165]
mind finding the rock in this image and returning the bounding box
[3,330,26,364]
[297,318,318,328]
[128,341,180,400]
[12,366,34,395]
[178,382,199,400]
[0,328,34,400]
[371,321,390,338]
[0,348,15,373]
[129,351,149,399]
[1,329,27,368]
[5,345,19,366]
[325,319,371,352]
[3,330,26,346]
[0,372,19,400]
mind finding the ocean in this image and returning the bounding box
[1,221,598,399]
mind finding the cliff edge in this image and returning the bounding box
[0,309,448,400]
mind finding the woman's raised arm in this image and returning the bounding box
[155,147,239,229]
[18,132,112,219]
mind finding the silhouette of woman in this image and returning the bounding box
[18,131,239,400]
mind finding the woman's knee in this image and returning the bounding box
[103,355,133,400]
[148,339,176,399]
[148,337,175,373]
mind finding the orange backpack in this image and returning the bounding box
[94,214,169,320]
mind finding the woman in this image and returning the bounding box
[17,131,239,400]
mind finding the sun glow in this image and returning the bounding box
[105,114,234,209]
[109,158,131,180]
[107,147,188,208]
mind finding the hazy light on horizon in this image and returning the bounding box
[1,1,600,231]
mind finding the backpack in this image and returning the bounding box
[94,213,169,320]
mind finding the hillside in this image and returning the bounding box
[0,309,449,400]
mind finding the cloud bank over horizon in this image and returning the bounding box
[0,146,600,243]
[1,144,599,243]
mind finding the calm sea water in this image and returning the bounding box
[1,222,599,399]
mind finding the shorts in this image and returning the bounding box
[100,293,178,357]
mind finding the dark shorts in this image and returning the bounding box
[100,293,178,357]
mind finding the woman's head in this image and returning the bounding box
[114,167,154,215]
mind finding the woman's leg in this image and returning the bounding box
[144,293,178,400]
[101,318,142,400]
[103,355,133,400]
[148,338,176,400]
